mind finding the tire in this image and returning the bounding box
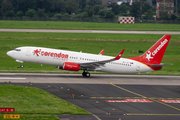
[82,72,90,77]
[86,72,90,77]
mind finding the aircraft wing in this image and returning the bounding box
[79,49,125,70]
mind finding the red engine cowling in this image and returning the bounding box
[59,62,80,71]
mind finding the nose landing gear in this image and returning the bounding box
[20,64,24,68]
[15,60,24,68]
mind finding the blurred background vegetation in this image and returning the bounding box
[0,0,180,22]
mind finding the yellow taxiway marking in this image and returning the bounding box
[110,82,147,98]
[149,98,180,111]
[109,81,180,112]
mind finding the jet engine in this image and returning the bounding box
[59,62,80,71]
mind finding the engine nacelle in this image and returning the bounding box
[59,62,80,71]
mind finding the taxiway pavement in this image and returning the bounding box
[1,73,180,120]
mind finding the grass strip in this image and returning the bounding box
[0,84,90,115]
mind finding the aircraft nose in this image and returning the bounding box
[7,51,13,57]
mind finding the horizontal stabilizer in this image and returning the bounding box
[149,63,173,67]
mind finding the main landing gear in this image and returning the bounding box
[82,70,90,77]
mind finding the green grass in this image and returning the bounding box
[0,32,180,75]
[0,20,180,31]
[0,84,89,115]
[0,84,90,119]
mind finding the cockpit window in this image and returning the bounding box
[14,49,21,51]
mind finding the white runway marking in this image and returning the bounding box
[0,77,26,79]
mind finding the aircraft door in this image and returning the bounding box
[26,48,31,56]
[78,52,82,63]
[136,63,140,72]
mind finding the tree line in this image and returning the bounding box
[0,0,180,20]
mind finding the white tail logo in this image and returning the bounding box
[146,51,153,61]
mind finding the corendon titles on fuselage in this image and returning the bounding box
[33,49,69,59]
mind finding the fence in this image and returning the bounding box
[0,17,180,24]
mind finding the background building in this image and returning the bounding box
[102,0,152,6]
[156,0,174,18]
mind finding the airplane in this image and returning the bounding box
[7,35,171,77]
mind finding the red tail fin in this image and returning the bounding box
[128,35,171,65]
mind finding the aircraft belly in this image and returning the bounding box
[140,64,153,73]
[99,64,136,74]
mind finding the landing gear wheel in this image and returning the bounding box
[82,71,90,77]
[86,72,90,77]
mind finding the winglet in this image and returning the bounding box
[99,49,105,55]
[114,49,125,60]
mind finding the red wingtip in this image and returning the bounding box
[114,49,125,60]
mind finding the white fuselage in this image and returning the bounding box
[7,47,153,74]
